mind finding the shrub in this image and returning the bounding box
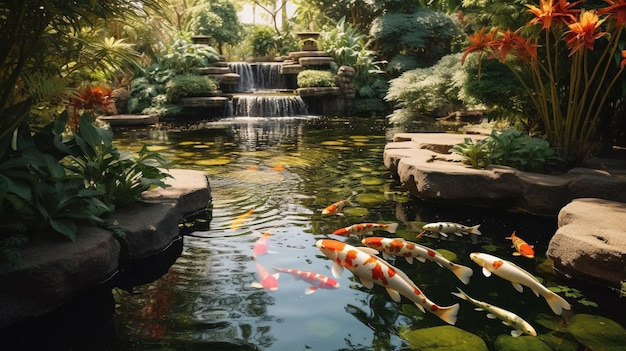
[248,25,278,57]
[165,75,218,103]
[297,70,336,88]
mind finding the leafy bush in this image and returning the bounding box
[297,70,336,88]
[0,112,171,266]
[385,53,467,123]
[450,129,564,173]
[165,75,218,103]
[248,25,278,57]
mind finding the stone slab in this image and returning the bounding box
[547,198,626,287]
[97,114,157,126]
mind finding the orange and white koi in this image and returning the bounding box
[252,232,273,256]
[362,237,473,285]
[321,194,354,215]
[272,268,340,294]
[230,208,254,230]
[332,222,399,236]
[316,239,460,325]
[506,231,535,259]
[251,259,279,291]
[451,288,536,337]
[421,222,481,238]
[469,252,571,315]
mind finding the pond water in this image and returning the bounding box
[106,116,626,350]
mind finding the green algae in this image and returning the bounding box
[400,325,488,351]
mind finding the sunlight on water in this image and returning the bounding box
[112,117,625,351]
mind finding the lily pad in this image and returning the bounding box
[481,244,499,252]
[178,141,200,146]
[494,335,552,351]
[320,140,344,146]
[566,314,626,351]
[400,325,488,351]
[146,145,170,152]
[436,248,457,261]
[226,170,284,184]
[355,192,387,204]
[343,207,369,217]
[360,177,385,186]
[195,158,231,166]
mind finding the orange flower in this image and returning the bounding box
[527,0,555,29]
[598,0,626,26]
[489,29,517,63]
[461,27,498,65]
[621,50,626,67]
[512,34,538,63]
[564,10,607,56]
[527,0,580,29]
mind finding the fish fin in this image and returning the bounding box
[470,224,481,235]
[433,303,460,325]
[482,267,492,277]
[451,264,474,285]
[512,252,521,256]
[512,282,524,293]
[305,287,318,295]
[413,302,426,313]
[359,277,375,289]
[357,247,379,255]
[450,288,468,301]
[474,308,485,312]
[486,313,498,319]
[385,222,399,234]
[439,232,449,238]
[416,256,427,263]
[273,273,280,280]
[543,290,571,315]
[453,232,464,237]
[511,330,522,337]
[331,262,344,278]
[405,257,414,264]
[251,282,263,289]
[386,288,402,302]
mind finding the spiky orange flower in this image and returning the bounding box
[564,10,607,56]
[489,30,517,63]
[512,34,538,63]
[621,50,626,67]
[461,27,498,65]
[598,0,626,26]
[527,0,555,29]
[527,0,580,29]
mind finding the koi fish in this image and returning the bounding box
[272,268,340,294]
[361,237,473,285]
[252,232,273,256]
[322,194,355,215]
[421,222,481,238]
[230,208,254,230]
[316,239,460,325]
[506,231,535,259]
[469,252,571,315]
[251,259,279,291]
[332,222,399,236]
[451,288,537,337]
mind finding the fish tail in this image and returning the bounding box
[543,290,571,315]
[385,222,399,234]
[450,287,469,301]
[469,224,481,235]
[451,265,474,285]
[433,303,461,325]
[505,231,516,240]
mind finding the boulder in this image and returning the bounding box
[547,198,626,287]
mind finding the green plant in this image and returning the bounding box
[450,129,563,172]
[248,25,279,57]
[165,75,218,103]
[63,113,171,207]
[297,70,336,88]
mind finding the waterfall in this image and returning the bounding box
[252,63,286,90]
[227,62,255,91]
[234,96,308,117]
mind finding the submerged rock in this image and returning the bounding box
[400,325,488,351]
[493,335,552,351]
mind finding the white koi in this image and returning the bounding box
[469,252,571,315]
[422,222,481,238]
[332,222,399,236]
[452,288,537,337]
[316,239,460,325]
[361,237,473,285]
[251,259,279,291]
[272,268,340,294]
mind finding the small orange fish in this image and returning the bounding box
[506,231,535,259]
[251,259,279,291]
[272,165,284,172]
[332,222,399,236]
[230,208,254,230]
[322,194,354,215]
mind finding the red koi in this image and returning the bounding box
[253,232,272,256]
[332,222,399,236]
[505,231,535,259]
[272,268,340,294]
[251,259,279,291]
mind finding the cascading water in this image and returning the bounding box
[234,95,308,117]
[226,62,304,117]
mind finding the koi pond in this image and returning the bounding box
[106,116,625,351]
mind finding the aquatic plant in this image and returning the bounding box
[462,0,626,165]
[296,70,336,88]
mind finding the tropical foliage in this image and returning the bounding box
[189,0,244,54]
[461,0,626,165]
[297,70,336,88]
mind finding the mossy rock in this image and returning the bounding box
[535,313,626,351]
[493,335,552,351]
[537,331,581,351]
[400,325,488,351]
